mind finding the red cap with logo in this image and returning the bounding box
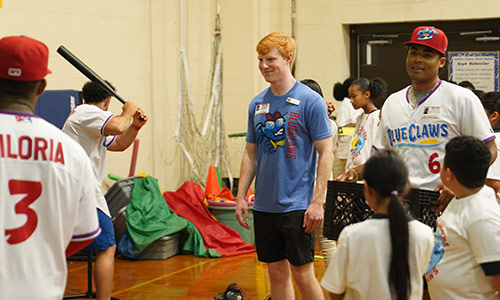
[404,26,448,55]
[0,35,52,81]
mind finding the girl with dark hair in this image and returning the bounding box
[321,150,434,300]
[337,77,387,182]
[332,78,362,174]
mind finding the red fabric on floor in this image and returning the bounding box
[163,181,255,257]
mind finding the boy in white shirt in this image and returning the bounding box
[425,136,500,299]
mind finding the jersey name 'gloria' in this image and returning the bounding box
[0,134,65,164]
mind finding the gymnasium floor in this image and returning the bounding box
[65,251,330,299]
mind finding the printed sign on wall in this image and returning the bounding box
[449,51,499,92]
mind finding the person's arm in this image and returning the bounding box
[303,136,333,234]
[107,103,148,151]
[486,179,500,194]
[235,143,257,229]
[486,139,498,166]
[103,101,138,136]
[337,164,364,182]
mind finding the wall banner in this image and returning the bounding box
[448,51,499,92]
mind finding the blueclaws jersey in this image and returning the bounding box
[374,80,494,190]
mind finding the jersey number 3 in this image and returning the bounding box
[5,180,41,245]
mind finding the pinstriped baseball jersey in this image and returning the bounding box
[0,111,100,299]
[374,80,494,190]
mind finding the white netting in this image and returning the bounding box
[174,0,232,188]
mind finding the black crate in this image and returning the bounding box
[323,181,372,240]
[404,188,439,229]
[323,181,439,240]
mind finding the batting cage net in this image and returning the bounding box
[174,0,233,188]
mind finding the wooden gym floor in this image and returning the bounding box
[65,250,330,299]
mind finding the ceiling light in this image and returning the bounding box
[367,40,391,45]
[475,36,500,42]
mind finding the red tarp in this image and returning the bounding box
[163,181,255,257]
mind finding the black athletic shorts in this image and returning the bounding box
[253,209,315,266]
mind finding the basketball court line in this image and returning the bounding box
[111,259,213,296]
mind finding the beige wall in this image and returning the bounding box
[1,0,499,192]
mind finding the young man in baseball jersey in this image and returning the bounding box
[0,36,101,299]
[372,26,497,212]
[234,32,333,300]
[63,81,148,300]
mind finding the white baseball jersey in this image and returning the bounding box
[426,186,500,299]
[345,110,379,171]
[374,81,495,190]
[63,104,116,217]
[321,216,434,300]
[0,111,101,300]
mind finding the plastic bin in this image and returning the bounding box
[104,176,138,218]
[208,204,254,244]
[136,232,183,260]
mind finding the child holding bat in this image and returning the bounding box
[63,81,148,300]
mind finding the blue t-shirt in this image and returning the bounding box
[246,81,332,213]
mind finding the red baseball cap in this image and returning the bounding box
[404,26,448,55]
[0,35,52,81]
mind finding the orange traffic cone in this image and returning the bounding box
[205,165,220,196]
[246,186,254,201]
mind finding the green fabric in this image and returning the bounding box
[126,176,220,258]
[126,176,187,254]
[181,221,220,258]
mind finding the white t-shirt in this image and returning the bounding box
[321,216,434,300]
[63,104,116,216]
[345,110,379,170]
[487,132,500,181]
[426,186,500,300]
[0,112,100,300]
[335,98,362,160]
[336,97,363,127]
[374,81,495,190]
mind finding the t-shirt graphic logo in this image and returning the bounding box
[350,128,366,158]
[255,111,286,154]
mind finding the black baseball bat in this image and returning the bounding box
[57,45,126,104]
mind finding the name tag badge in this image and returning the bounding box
[255,103,270,115]
[422,106,440,119]
[286,97,300,106]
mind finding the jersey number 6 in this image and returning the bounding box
[5,180,41,245]
[428,152,441,174]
